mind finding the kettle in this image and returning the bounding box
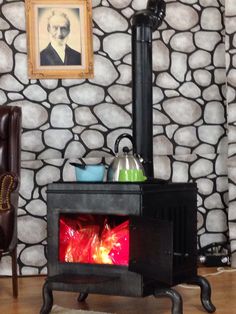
[107,133,145,182]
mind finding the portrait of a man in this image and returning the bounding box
[40,9,82,66]
[25,0,94,78]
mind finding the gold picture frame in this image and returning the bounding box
[25,0,94,79]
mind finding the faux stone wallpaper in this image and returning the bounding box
[0,0,233,274]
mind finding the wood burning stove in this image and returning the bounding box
[40,181,215,314]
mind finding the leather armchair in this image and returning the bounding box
[0,106,21,298]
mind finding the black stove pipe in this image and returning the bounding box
[131,0,166,179]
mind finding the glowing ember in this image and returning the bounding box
[59,216,129,265]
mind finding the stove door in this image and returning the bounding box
[129,216,173,285]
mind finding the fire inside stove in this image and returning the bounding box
[59,214,129,266]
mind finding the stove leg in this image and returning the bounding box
[77,292,88,302]
[40,281,53,314]
[154,287,183,314]
[186,275,216,313]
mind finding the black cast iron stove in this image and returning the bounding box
[40,181,215,314]
[40,1,216,313]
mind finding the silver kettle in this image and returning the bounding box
[107,133,145,182]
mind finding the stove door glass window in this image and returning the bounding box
[59,214,129,266]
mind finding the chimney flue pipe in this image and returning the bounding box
[131,0,166,179]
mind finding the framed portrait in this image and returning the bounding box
[25,0,94,79]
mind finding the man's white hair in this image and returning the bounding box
[47,10,70,32]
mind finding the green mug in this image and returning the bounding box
[118,169,147,182]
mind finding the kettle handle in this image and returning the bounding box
[114,133,134,154]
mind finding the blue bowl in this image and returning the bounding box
[75,164,105,182]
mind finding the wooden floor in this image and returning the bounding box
[0,267,236,314]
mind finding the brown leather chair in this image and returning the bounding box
[0,106,21,298]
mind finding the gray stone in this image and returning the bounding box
[162,30,175,44]
[0,74,23,91]
[0,41,13,73]
[195,31,221,51]
[163,97,202,125]
[22,131,44,152]
[26,199,46,216]
[51,105,73,128]
[38,149,62,160]
[206,209,227,232]
[153,156,171,180]
[75,107,98,125]
[174,126,199,147]
[40,79,58,89]
[49,87,70,104]
[201,7,222,30]
[189,50,211,69]
[171,52,187,82]
[14,53,28,84]
[13,33,26,52]
[204,101,225,124]
[0,90,7,105]
[81,130,104,149]
[216,154,227,175]
[36,165,60,186]
[122,7,134,19]
[193,144,215,155]
[44,130,73,149]
[227,69,236,87]
[89,55,118,86]
[70,82,104,105]
[103,33,131,60]
[93,34,100,52]
[193,70,212,87]
[198,126,225,144]
[64,141,86,158]
[93,7,128,32]
[153,135,173,155]
[20,245,47,267]
[20,169,34,200]
[216,177,228,193]
[213,43,225,67]
[156,73,179,89]
[196,178,214,195]
[190,159,213,178]
[18,216,46,243]
[5,30,19,45]
[165,2,199,31]
[203,85,222,101]
[117,64,131,84]
[170,32,195,52]
[153,110,170,125]
[172,162,189,182]
[227,1,236,15]
[2,2,26,31]
[0,17,9,29]
[109,0,131,8]
[94,103,131,128]
[23,85,47,102]
[108,85,132,104]
[153,87,164,104]
[12,100,48,129]
[153,40,170,71]
[214,69,226,84]
[205,193,224,209]
[197,212,204,230]
[179,82,201,98]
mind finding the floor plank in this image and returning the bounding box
[0,267,236,313]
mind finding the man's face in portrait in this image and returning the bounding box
[48,14,70,46]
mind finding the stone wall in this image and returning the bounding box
[0,0,230,275]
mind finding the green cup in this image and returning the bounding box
[118,169,147,182]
